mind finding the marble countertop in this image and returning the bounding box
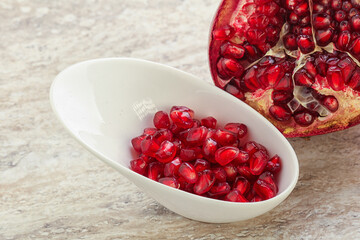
[1,0,359,239]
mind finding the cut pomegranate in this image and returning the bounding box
[209,0,360,137]
[130,106,281,203]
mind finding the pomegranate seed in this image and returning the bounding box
[350,38,360,55]
[153,111,170,129]
[234,150,250,164]
[193,170,215,195]
[153,129,173,145]
[275,73,293,91]
[223,163,238,182]
[224,189,248,202]
[224,123,248,138]
[202,138,218,158]
[234,176,250,195]
[335,10,346,22]
[214,129,237,146]
[254,179,277,200]
[130,158,147,175]
[220,42,245,59]
[180,147,202,162]
[217,58,244,79]
[141,135,160,157]
[327,66,345,91]
[248,14,270,29]
[293,110,316,126]
[208,182,231,197]
[164,157,182,177]
[322,96,339,112]
[338,58,355,84]
[201,116,217,128]
[294,2,309,17]
[342,1,352,11]
[237,165,257,182]
[170,109,194,129]
[131,135,146,153]
[249,150,269,175]
[269,105,292,121]
[143,127,157,135]
[214,146,239,166]
[213,25,234,40]
[266,155,281,173]
[147,162,164,181]
[186,126,208,146]
[178,162,198,184]
[243,67,261,91]
[212,167,227,182]
[283,33,298,50]
[297,35,315,53]
[294,69,315,86]
[340,21,350,31]
[155,140,176,163]
[192,119,201,128]
[348,68,360,90]
[194,159,211,172]
[332,0,342,9]
[171,106,194,117]
[336,31,351,50]
[315,28,334,46]
[159,177,180,189]
[272,90,293,103]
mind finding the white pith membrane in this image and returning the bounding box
[211,0,360,137]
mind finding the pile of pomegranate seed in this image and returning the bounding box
[130,106,281,202]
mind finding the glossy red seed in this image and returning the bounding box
[254,179,276,200]
[297,35,315,53]
[131,135,146,153]
[271,90,293,103]
[214,146,239,166]
[237,165,257,181]
[322,96,339,112]
[266,155,281,173]
[139,154,154,164]
[164,157,182,177]
[214,129,237,146]
[223,163,238,182]
[234,150,250,164]
[258,171,278,194]
[315,28,333,46]
[180,147,202,162]
[338,57,355,83]
[224,123,248,139]
[171,106,194,116]
[130,158,147,175]
[213,25,234,40]
[249,150,269,175]
[293,110,316,126]
[348,68,360,90]
[224,189,248,202]
[327,66,345,91]
[201,116,217,129]
[159,177,180,189]
[208,182,231,197]
[225,84,246,100]
[153,111,170,129]
[234,176,250,195]
[243,67,261,91]
[217,58,244,79]
[178,162,198,184]
[141,135,160,157]
[220,42,245,59]
[294,69,315,86]
[283,33,298,50]
[350,38,360,55]
[186,126,208,146]
[313,13,331,29]
[170,110,194,129]
[269,105,292,121]
[202,138,218,158]
[147,162,164,181]
[153,129,173,145]
[194,159,211,172]
[155,140,176,163]
[143,127,157,135]
[212,167,227,182]
[350,15,360,31]
[193,170,215,195]
[337,31,351,50]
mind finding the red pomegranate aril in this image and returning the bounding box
[224,189,248,202]
[180,147,201,162]
[336,31,351,50]
[164,157,182,177]
[130,158,147,175]
[225,84,246,100]
[209,182,231,197]
[155,140,176,163]
[143,128,157,135]
[201,116,217,129]
[153,111,170,129]
[186,126,208,146]
[213,25,234,40]
[269,105,292,121]
[220,42,245,59]
[214,129,237,146]
[297,35,315,53]
[348,69,360,90]
[335,10,347,22]
[294,69,315,86]
[243,141,260,156]
[178,162,198,184]
[237,165,257,181]
[193,170,215,195]
[153,129,173,145]
[350,38,360,55]
[194,159,211,172]
[215,146,239,166]
[322,96,339,112]
[223,163,238,182]
[327,66,345,90]
[217,58,245,79]
[340,21,350,31]
[234,150,250,164]
[202,138,218,158]
[234,176,250,195]
[170,110,194,129]
[141,135,160,157]
[338,57,355,83]
[266,155,281,173]
[139,153,154,164]
[254,179,277,200]
[212,167,227,182]
[131,135,146,153]
[171,106,194,116]
[315,28,334,46]
[272,90,293,103]
[147,162,164,181]
[258,171,278,194]
[224,123,248,139]
[159,177,180,189]
[283,33,298,50]
[343,1,352,11]
[249,150,269,175]
[293,110,316,126]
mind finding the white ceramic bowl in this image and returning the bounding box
[50,58,299,223]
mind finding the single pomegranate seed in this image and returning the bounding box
[266,155,281,173]
[159,177,180,189]
[217,58,245,79]
[258,171,278,196]
[186,126,208,146]
[338,57,355,83]
[243,141,260,156]
[342,1,352,11]
[237,165,257,181]
[171,106,194,117]
[213,25,234,40]
[194,159,211,172]
[180,147,202,162]
[335,10,346,22]
[139,153,154,164]
[178,162,198,184]
[155,140,176,163]
[193,170,215,195]
[340,21,351,31]
[348,68,360,90]
[350,14,360,31]
[293,110,316,126]
[322,96,339,112]
[272,90,293,103]
[254,179,277,200]
[224,189,248,202]
[153,111,170,129]
[336,31,351,50]
[269,105,292,121]
[141,135,160,157]
[192,119,201,128]
[202,138,218,158]
[350,38,360,55]
[164,157,182,177]
[212,167,227,182]
[283,33,298,50]
[275,73,293,91]
[130,158,147,175]
[220,42,245,59]
[170,109,194,129]
[294,69,315,86]
[131,135,146,153]
[224,123,248,139]
[147,162,164,181]
[327,66,345,91]
[214,129,237,146]
[297,35,315,53]
[234,176,250,195]
[243,67,261,91]
[234,150,250,164]
[153,129,173,145]
[143,127,157,135]
[214,146,239,166]
[315,28,334,46]
[249,150,269,175]
[201,116,217,128]
[208,182,231,197]
[223,163,238,182]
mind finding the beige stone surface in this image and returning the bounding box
[0,0,359,239]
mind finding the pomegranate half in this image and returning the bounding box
[209,0,360,137]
